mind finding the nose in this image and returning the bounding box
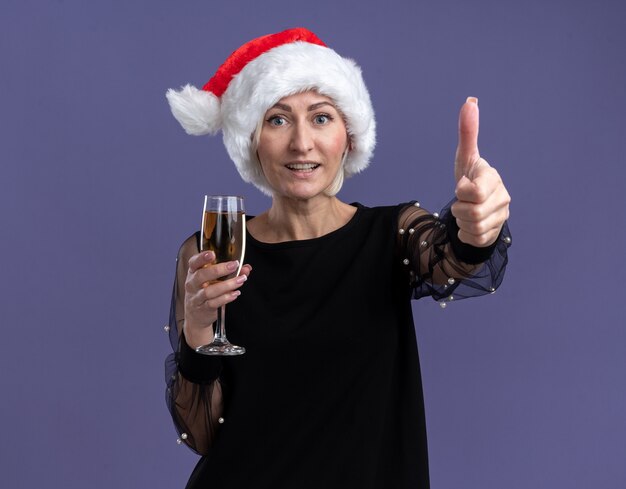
[289,122,314,153]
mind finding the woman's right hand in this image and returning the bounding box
[183,251,252,348]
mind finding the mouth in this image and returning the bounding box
[285,162,321,173]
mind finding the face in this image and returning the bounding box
[256,91,349,201]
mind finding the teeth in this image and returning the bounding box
[286,163,318,170]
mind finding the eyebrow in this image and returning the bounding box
[270,101,336,112]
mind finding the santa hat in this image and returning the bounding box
[166,27,376,195]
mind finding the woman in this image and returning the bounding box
[164,28,511,489]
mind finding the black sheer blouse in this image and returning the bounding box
[163,199,511,485]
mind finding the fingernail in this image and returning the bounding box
[466,96,478,105]
[227,260,239,271]
[204,251,215,260]
[235,274,247,285]
[231,290,241,298]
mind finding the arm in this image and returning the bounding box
[165,235,250,454]
[397,97,511,303]
[397,201,511,303]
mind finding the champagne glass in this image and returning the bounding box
[196,195,246,356]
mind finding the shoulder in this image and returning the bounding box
[177,232,200,266]
[346,202,411,240]
[352,202,412,220]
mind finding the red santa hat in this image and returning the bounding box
[166,27,376,195]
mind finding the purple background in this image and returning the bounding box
[2,0,625,487]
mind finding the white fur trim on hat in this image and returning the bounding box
[167,38,375,195]
[221,42,376,195]
[166,85,221,135]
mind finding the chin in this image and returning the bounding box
[277,184,331,202]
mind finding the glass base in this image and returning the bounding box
[196,340,246,356]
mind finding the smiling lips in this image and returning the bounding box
[285,162,321,172]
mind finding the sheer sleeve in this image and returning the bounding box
[164,234,224,455]
[397,200,511,305]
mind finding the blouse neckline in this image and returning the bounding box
[246,203,364,250]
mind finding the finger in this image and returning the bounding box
[454,97,480,182]
[454,208,508,238]
[457,97,480,161]
[455,164,499,204]
[188,287,215,309]
[188,251,216,273]
[188,275,245,308]
[200,260,240,283]
[191,266,251,310]
[205,290,241,310]
[452,186,510,222]
[187,260,241,291]
[240,264,253,278]
[204,273,248,298]
[188,289,240,312]
[455,176,491,205]
[457,226,502,248]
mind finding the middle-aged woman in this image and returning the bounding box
[164,28,511,489]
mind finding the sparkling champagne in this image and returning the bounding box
[196,195,246,356]
[201,210,246,280]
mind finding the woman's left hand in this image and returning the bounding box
[450,98,511,247]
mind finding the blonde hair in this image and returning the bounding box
[323,149,348,197]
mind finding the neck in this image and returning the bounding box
[250,195,356,242]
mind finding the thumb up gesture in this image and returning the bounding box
[450,98,511,247]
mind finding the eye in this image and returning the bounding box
[267,115,286,126]
[314,113,332,125]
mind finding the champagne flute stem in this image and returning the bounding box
[213,306,226,344]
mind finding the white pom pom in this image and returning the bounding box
[166,84,221,135]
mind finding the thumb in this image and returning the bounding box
[454,97,481,182]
